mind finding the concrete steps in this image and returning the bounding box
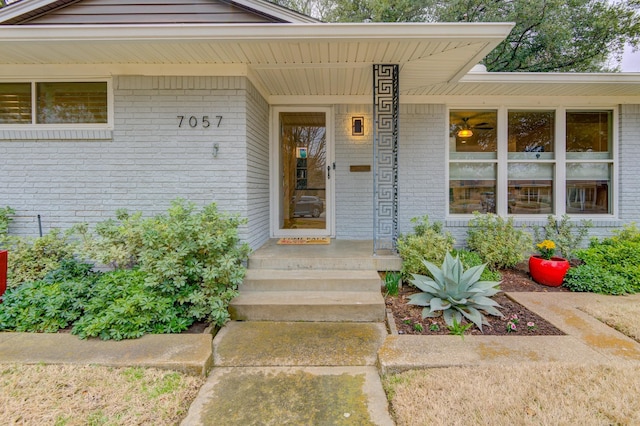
[229,290,385,322]
[231,244,388,322]
[242,269,382,292]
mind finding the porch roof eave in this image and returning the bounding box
[0,22,514,98]
[0,21,515,42]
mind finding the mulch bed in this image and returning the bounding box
[386,264,567,336]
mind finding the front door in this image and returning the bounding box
[272,107,334,237]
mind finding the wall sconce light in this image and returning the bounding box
[352,117,364,136]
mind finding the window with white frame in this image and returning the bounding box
[449,108,614,216]
[449,109,498,214]
[0,81,108,125]
[565,111,613,214]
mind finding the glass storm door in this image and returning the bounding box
[274,109,333,237]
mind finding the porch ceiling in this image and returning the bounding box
[0,22,513,96]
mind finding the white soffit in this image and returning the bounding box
[435,71,640,97]
[0,22,514,96]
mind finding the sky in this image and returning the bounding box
[621,45,640,72]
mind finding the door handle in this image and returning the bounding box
[327,162,336,179]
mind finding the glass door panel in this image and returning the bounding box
[280,111,327,231]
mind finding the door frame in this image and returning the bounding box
[270,105,335,238]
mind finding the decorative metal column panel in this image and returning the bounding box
[373,64,399,254]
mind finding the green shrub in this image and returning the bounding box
[397,215,455,281]
[0,260,97,332]
[452,248,501,282]
[611,222,640,243]
[75,209,145,269]
[71,269,193,341]
[533,214,592,259]
[564,224,640,295]
[407,252,502,332]
[2,199,250,338]
[77,199,250,327]
[5,229,77,289]
[466,213,532,270]
[0,206,14,246]
[137,200,249,326]
[564,264,632,295]
[573,239,640,293]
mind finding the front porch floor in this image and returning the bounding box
[249,239,402,271]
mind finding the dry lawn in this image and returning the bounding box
[384,364,640,426]
[0,364,203,425]
[579,297,640,343]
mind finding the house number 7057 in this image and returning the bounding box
[177,115,223,128]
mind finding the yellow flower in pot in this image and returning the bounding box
[536,239,556,260]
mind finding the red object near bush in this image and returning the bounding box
[529,255,570,287]
[0,250,7,298]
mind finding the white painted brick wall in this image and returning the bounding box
[335,104,447,240]
[619,105,640,225]
[398,104,447,235]
[245,82,270,249]
[335,105,373,239]
[0,76,258,243]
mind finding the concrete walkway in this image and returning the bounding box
[379,292,640,374]
[0,331,213,376]
[181,322,394,425]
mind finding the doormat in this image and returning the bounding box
[277,237,331,245]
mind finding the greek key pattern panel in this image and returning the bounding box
[373,64,399,254]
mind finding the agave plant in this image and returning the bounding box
[407,252,503,332]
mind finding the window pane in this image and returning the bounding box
[508,163,553,214]
[566,111,612,159]
[449,163,496,214]
[508,110,555,159]
[0,83,31,124]
[37,82,107,124]
[449,110,497,160]
[566,162,611,214]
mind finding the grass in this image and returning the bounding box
[0,364,203,425]
[579,297,640,343]
[384,364,640,425]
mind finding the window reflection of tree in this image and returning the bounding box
[509,111,555,153]
[566,112,610,153]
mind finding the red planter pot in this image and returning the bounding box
[0,250,7,298]
[528,255,570,287]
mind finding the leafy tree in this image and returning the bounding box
[0,0,18,8]
[273,0,334,21]
[431,0,639,72]
[323,0,432,22]
[272,0,640,73]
